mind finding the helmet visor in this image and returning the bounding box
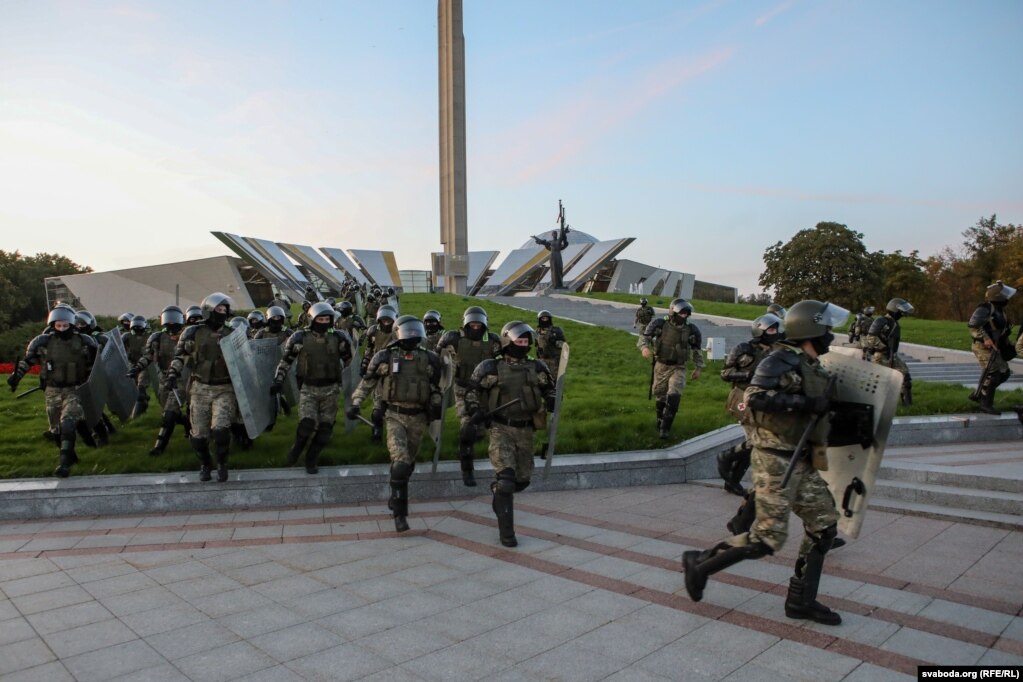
[816,302,851,329]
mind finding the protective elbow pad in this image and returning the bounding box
[747,391,806,414]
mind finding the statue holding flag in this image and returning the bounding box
[533,200,571,290]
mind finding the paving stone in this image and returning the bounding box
[0,617,36,646]
[399,638,518,682]
[515,641,627,681]
[81,570,158,599]
[108,663,192,681]
[744,639,860,681]
[603,667,680,682]
[192,586,272,619]
[916,598,1014,635]
[62,640,166,682]
[250,621,345,662]
[65,560,138,584]
[165,574,243,601]
[637,620,777,680]
[316,601,411,640]
[0,558,59,582]
[25,600,114,635]
[1,570,76,598]
[124,531,186,546]
[12,585,95,615]
[119,602,210,638]
[227,560,295,586]
[0,661,76,682]
[173,640,276,682]
[285,642,390,681]
[219,602,307,639]
[0,638,57,676]
[144,560,218,585]
[882,626,989,665]
[572,620,678,665]
[842,662,916,682]
[614,603,708,644]
[43,617,139,658]
[282,586,369,620]
[354,622,458,664]
[844,581,933,614]
[231,511,282,522]
[147,620,240,660]
[978,649,1023,666]
[101,585,185,617]
[232,525,284,540]
[237,664,308,682]
[0,598,19,621]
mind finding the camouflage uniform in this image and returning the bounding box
[969,301,1012,377]
[634,303,654,329]
[535,324,566,378]
[638,315,705,437]
[351,344,442,531]
[717,340,770,497]
[863,312,912,406]
[360,321,396,441]
[133,327,187,455]
[848,312,873,349]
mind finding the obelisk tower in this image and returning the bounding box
[438,0,468,294]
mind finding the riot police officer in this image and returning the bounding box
[347,316,442,532]
[766,303,787,319]
[638,298,705,438]
[252,306,292,344]
[436,306,503,486]
[247,310,266,338]
[968,281,1017,414]
[360,305,398,442]
[683,300,849,626]
[164,293,240,482]
[535,310,567,379]
[334,301,367,338]
[634,298,654,330]
[848,306,875,349]
[465,321,556,547]
[273,302,354,474]
[73,310,118,446]
[130,306,188,456]
[184,306,203,326]
[864,298,915,406]
[717,313,784,497]
[423,310,444,349]
[8,307,99,477]
[118,312,135,334]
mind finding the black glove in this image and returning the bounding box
[429,394,443,421]
[545,395,556,412]
[805,395,831,415]
[469,408,487,425]
[345,405,361,421]
[126,367,140,380]
[162,373,178,391]
[269,380,282,395]
[7,373,21,392]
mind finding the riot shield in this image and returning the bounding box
[430,348,455,473]
[221,332,279,439]
[145,364,161,394]
[76,353,108,428]
[101,330,139,421]
[342,329,363,433]
[354,290,366,319]
[819,349,902,538]
[543,342,571,479]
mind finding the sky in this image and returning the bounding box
[1,1,1021,295]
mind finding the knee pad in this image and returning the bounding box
[808,524,837,554]
[495,468,516,495]
[313,424,333,445]
[297,418,316,438]
[458,422,476,444]
[741,541,773,559]
[60,418,76,439]
[211,427,231,447]
[390,460,413,483]
[514,480,530,492]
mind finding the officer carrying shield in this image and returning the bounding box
[535,310,567,379]
[252,306,293,344]
[683,300,850,626]
[638,298,705,439]
[360,305,398,442]
[129,306,188,456]
[864,298,915,406]
[968,281,1017,414]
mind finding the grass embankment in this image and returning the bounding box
[573,292,982,352]
[1,293,1017,478]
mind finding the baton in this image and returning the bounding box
[15,385,42,399]
[171,388,183,409]
[355,414,375,428]
[780,376,837,491]
[647,355,656,400]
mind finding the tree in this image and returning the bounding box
[0,251,92,333]
[758,222,881,309]
[878,250,930,309]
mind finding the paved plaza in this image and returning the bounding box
[1,464,1021,681]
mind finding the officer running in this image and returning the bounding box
[863,298,916,406]
[968,281,1017,414]
[535,310,567,379]
[633,297,654,330]
[638,298,705,439]
[129,306,188,456]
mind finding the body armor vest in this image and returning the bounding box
[488,360,542,420]
[636,306,653,325]
[536,327,563,360]
[257,328,291,344]
[45,335,89,387]
[298,331,343,385]
[725,345,768,419]
[382,350,432,404]
[748,348,831,450]
[455,333,497,382]
[653,321,692,364]
[155,332,177,371]
[368,326,395,355]
[192,326,232,385]
[123,333,146,364]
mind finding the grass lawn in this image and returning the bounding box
[572,292,985,352]
[1,293,1018,478]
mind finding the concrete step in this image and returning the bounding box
[868,497,1023,531]
[877,464,1023,494]
[872,479,1023,516]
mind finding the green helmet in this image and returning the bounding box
[985,280,1017,303]
[885,298,915,316]
[783,300,850,341]
[766,303,786,318]
[668,299,694,316]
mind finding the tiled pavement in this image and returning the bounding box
[1,482,1021,681]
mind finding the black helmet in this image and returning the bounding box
[985,280,1017,303]
[463,305,488,328]
[160,309,185,327]
[228,317,249,333]
[266,305,287,321]
[886,298,916,316]
[118,312,135,328]
[862,306,876,315]
[387,287,396,296]
[130,315,149,332]
[784,300,850,341]
[537,310,553,322]
[185,305,203,323]
[751,313,784,344]
[48,307,77,327]
[668,299,694,318]
[162,305,183,315]
[500,320,534,358]
[201,292,233,318]
[309,302,335,320]
[395,315,425,350]
[640,298,648,306]
[75,310,97,331]
[325,297,336,307]
[424,309,442,323]
[247,310,266,327]
[338,301,354,316]
[766,303,786,318]
[376,305,397,322]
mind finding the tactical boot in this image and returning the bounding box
[93,419,109,447]
[102,413,117,434]
[491,484,517,547]
[55,451,75,478]
[42,430,57,443]
[288,418,316,466]
[149,413,176,456]
[659,395,680,439]
[390,483,409,533]
[901,376,913,407]
[655,400,666,429]
[211,428,231,482]
[784,576,841,625]
[55,421,78,478]
[682,541,769,602]
[304,424,333,475]
[191,437,213,481]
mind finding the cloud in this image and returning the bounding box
[755,0,797,27]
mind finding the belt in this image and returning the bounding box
[303,379,338,387]
[387,405,425,416]
[657,359,679,366]
[491,414,533,428]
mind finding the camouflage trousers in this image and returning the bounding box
[155,380,185,415]
[453,385,472,430]
[45,387,84,428]
[189,382,238,439]
[871,353,909,377]
[385,410,429,466]
[972,343,1011,375]
[652,362,686,400]
[488,423,535,484]
[299,384,340,426]
[727,447,839,557]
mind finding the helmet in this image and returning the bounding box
[463,305,488,328]
[75,310,97,331]
[985,280,1017,303]
[228,316,249,332]
[784,300,851,341]
[160,308,185,328]
[499,320,534,358]
[537,310,553,322]
[423,309,442,323]
[862,306,876,315]
[751,313,784,343]
[376,305,397,322]
[162,305,183,315]
[200,292,233,318]
[668,299,694,317]
[395,315,426,350]
[886,298,916,316]
[118,312,135,328]
[266,305,287,321]
[247,310,266,327]
[48,307,77,327]
[185,305,203,323]
[640,298,648,306]
[308,302,335,320]
[325,297,336,307]
[766,303,786,318]
[130,315,148,332]
[387,287,395,296]
[337,301,354,316]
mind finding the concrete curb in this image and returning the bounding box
[0,414,1018,520]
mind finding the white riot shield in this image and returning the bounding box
[819,349,902,538]
[221,333,279,439]
[342,328,363,433]
[76,355,108,428]
[430,348,455,473]
[101,330,138,421]
[354,291,366,319]
[543,342,570,479]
